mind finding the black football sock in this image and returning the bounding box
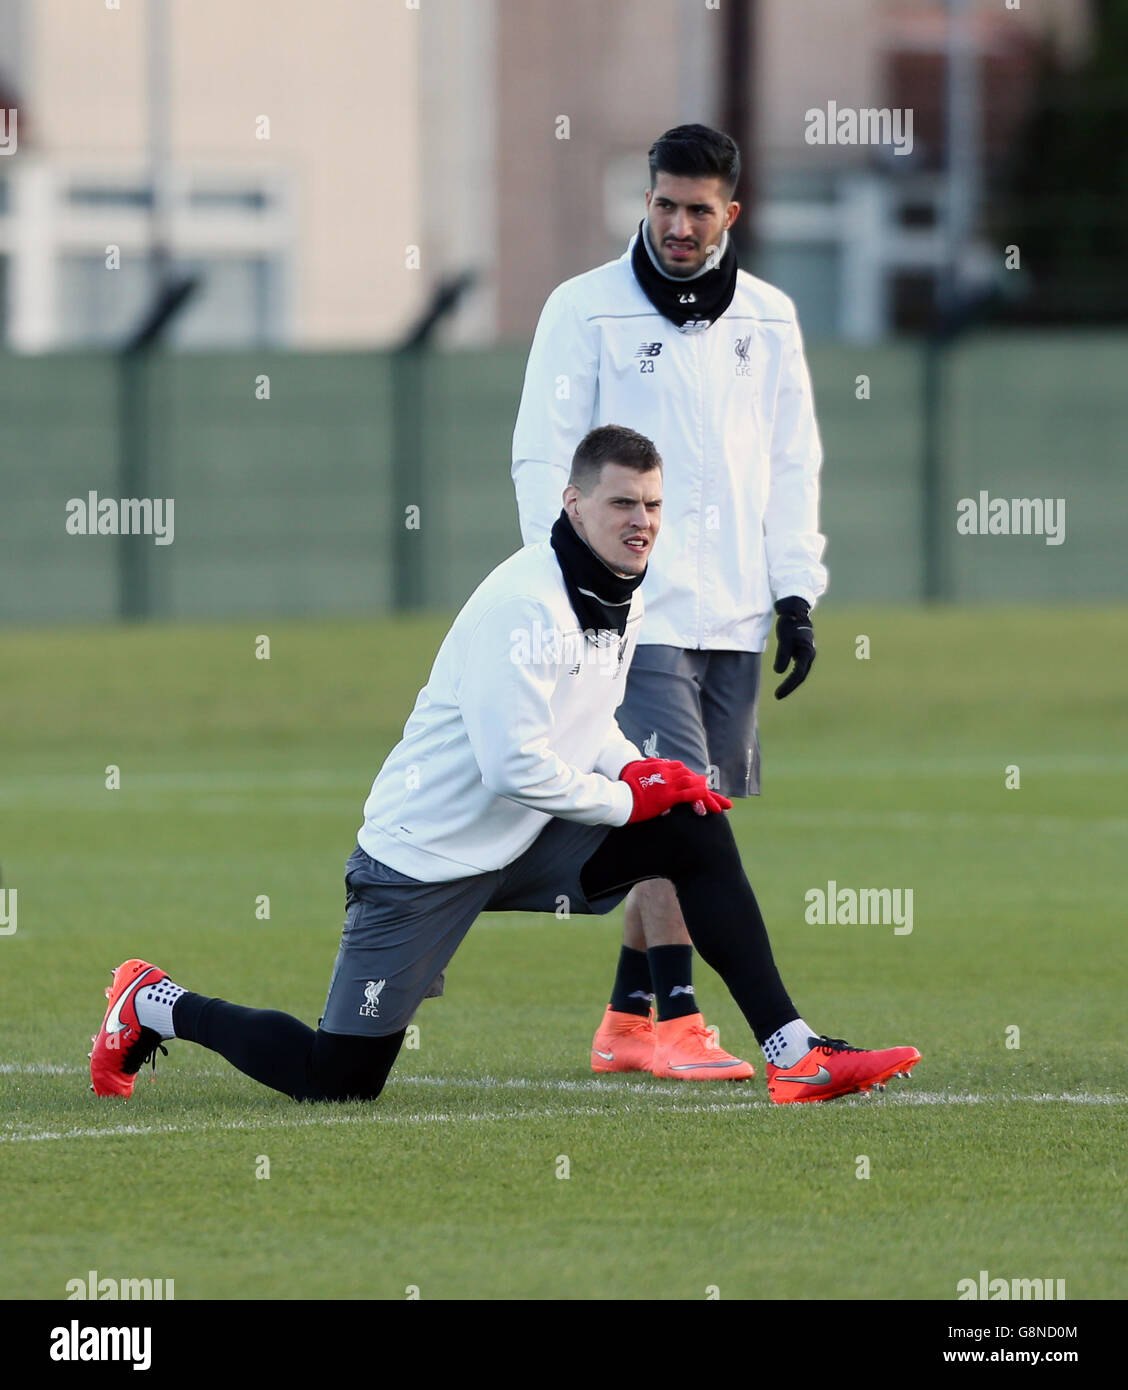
[172,993,315,1097]
[608,946,653,1016]
[647,944,698,1021]
[172,993,404,1102]
[580,808,799,1044]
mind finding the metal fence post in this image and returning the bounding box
[114,275,198,620]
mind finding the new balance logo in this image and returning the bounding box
[638,773,666,789]
[670,985,695,997]
[359,979,386,1018]
[635,342,663,357]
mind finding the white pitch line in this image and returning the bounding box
[4,1062,1127,1107]
[0,1100,763,1144]
[0,1063,82,1075]
[0,1085,1124,1145]
[861,1090,1128,1107]
[396,1075,1128,1105]
[5,792,1125,836]
[397,1072,737,1094]
[2,1063,713,1088]
[3,752,1125,796]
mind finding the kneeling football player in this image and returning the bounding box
[89,425,920,1106]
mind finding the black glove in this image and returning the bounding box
[772,596,815,700]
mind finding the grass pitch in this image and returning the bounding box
[1,607,1125,1300]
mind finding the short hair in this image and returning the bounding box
[648,123,741,197]
[569,424,662,494]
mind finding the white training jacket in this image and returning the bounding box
[512,232,828,652]
[358,540,644,882]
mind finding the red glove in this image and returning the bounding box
[620,758,733,823]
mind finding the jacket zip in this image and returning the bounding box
[693,329,708,649]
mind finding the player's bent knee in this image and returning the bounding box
[302,1027,406,1103]
[644,801,738,865]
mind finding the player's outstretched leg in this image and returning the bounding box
[89,958,403,1102]
[580,808,921,1103]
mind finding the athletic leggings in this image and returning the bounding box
[174,804,795,1103]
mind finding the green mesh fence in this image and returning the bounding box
[0,333,1122,624]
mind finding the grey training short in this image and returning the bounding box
[320,817,624,1038]
[614,644,763,799]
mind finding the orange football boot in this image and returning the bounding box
[591,1006,657,1073]
[651,1012,755,1080]
[767,1034,921,1104]
[89,959,169,1098]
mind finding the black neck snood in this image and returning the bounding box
[630,219,738,331]
[550,511,644,642]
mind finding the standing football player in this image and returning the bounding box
[513,124,826,1081]
[89,427,919,1108]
